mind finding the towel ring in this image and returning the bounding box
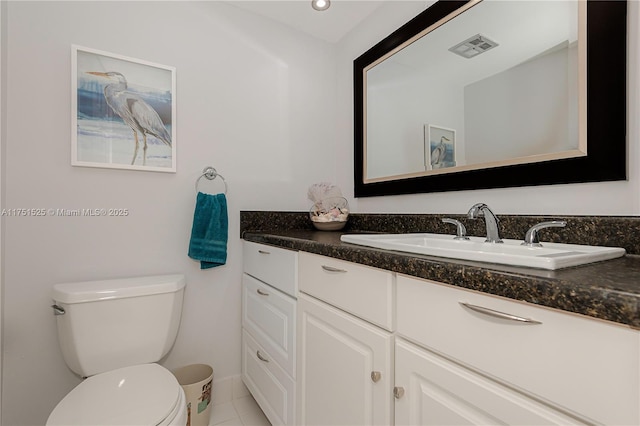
[195,166,228,194]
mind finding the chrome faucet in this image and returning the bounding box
[467,203,503,243]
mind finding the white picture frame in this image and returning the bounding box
[71,45,176,173]
[425,124,456,170]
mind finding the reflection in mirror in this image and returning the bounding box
[365,0,583,182]
[354,0,626,197]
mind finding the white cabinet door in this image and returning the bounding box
[394,339,586,426]
[297,294,393,426]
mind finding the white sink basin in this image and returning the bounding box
[340,233,625,270]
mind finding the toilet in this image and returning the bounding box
[47,274,187,426]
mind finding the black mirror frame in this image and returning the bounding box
[354,0,627,198]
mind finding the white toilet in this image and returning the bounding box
[47,274,188,426]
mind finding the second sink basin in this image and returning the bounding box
[340,233,626,270]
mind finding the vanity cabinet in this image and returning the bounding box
[242,241,298,426]
[297,253,395,425]
[295,251,640,426]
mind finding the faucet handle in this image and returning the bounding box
[522,221,567,247]
[442,218,470,240]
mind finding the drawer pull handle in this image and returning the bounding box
[393,386,405,399]
[371,371,381,383]
[256,289,269,296]
[258,250,271,255]
[256,350,269,362]
[321,265,347,273]
[459,302,542,325]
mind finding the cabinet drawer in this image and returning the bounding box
[242,330,295,426]
[243,241,298,297]
[397,274,640,425]
[298,252,395,331]
[242,273,296,377]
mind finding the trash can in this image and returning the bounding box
[172,364,213,426]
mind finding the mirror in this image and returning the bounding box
[354,0,626,197]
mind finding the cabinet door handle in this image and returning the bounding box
[459,302,542,325]
[393,386,405,399]
[371,371,381,383]
[321,265,347,273]
[256,350,269,363]
[51,304,66,315]
[256,289,269,296]
[258,250,271,255]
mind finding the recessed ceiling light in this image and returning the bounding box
[311,0,330,12]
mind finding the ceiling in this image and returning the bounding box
[227,1,387,43]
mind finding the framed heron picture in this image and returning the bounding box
[71,45,176,172]
[425,124,456,170]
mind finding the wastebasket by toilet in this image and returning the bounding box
[172,364,213,426]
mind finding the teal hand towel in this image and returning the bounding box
[188,192,228,269]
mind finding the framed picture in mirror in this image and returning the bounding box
[425,124,456,170]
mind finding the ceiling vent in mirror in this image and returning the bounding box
[449,34,499,59]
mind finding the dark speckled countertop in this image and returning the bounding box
[241,211,640,329]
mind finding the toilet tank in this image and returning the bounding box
[52,274,185,377]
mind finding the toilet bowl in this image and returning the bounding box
[47,363,187,426]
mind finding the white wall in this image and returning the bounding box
[337,1,640,216]
[366,68,464,178]
[2,2,337,425]
[465,45,575,163]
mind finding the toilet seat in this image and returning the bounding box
[47,363,185,426]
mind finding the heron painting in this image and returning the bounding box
[72,46,176,172]
[426,124,456,170]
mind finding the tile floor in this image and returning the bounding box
[210,394,271,426]
[208,376,271,426]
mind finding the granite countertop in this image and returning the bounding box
[242,228,640,329]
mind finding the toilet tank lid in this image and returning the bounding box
[53,274,185,304]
